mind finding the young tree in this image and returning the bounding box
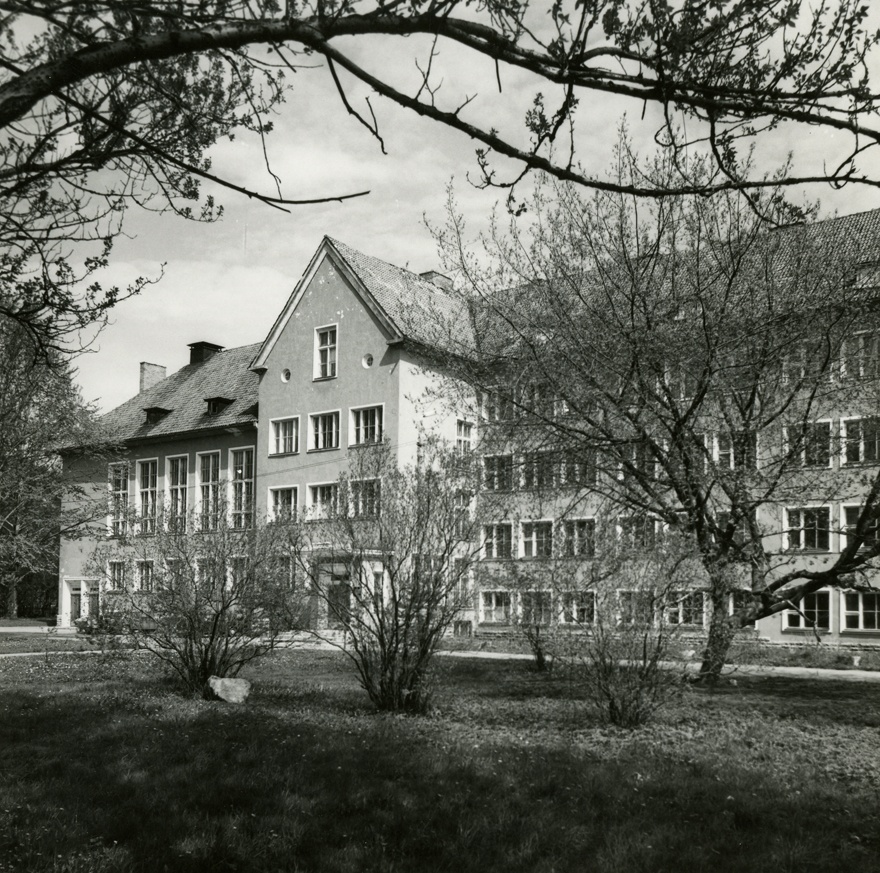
[2,2,880,348]
[432,149,880,683]
[289,440,480,714]
[89,507,309,697]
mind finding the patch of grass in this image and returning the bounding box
[0,635,95,655]
[0,652,878,872]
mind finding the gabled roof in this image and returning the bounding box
[93,343,260,446]
[251,237,473,370]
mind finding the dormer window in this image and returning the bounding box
[143,406,171,425]
[205,396,233,416]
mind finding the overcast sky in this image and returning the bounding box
[72,29,880,414]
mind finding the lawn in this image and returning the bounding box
[0,650,878,873]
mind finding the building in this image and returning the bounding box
[58,219,880,647]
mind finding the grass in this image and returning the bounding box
[0,650,879,872]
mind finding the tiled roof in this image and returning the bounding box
[326,238,475,353]
[94,343,260,445]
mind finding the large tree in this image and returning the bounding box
[430,149,880,681]
[2,2,880,349]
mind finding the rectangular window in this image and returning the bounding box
[843,591,880,630]
[563,519,596,557]
[108,561,125,590]
[456,420,473,454]
[138,460,158,535]
[168,456,188,533]
[786,507,831,551]
[316,326,337,378]
[618,590,654,625]
[521,591,553,626]
[481,590,511,624]
[843,417,880,464]
[108,463,129,536]
[843,505,879,551]
[562,591,596,625]
[717,431,757,470]
[523,452,555,489]
[231,449,254,530]
[561,449,597,486]
[230,556,249,588]
[136,560,153,593]
[730,590,758,629]
[351,479,381,518]
[481,390,514,422]
[665,363,698,402]
[310,483,338,519]
[271,487,297,521]
[620,515,658,550]
[623,440,654,482]
[522,521,553,558]
[665,591,705,627]
[783,338,832,384]
[843,331,880,381]
[454,490,470,538]
[484,523,512,559]
[483,455,513,491]
[787,421,832,467]
[311,411,340,450]
[199,452,221,531]
[786,591,831,630]
[271,418,299,455]
[352,406,383,445]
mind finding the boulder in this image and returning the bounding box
[208,676,252,704]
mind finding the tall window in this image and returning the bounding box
[199,452,221,531]
[168,457,188,532]
[483,454,513,491]
[522,521,553,558]
[138,460,158,534]
[271,418,298,455]
[352,406,382,445]
[137,560,153,592]
[843,591,880,630]
[310,483,338,519]
[785,591,830,629]
[843,330,880,381]
[351,479,381,518]
[108,561,125,590]
[271,487,297,521]
[797,421,832,467]
[316,326,337,378]
[454,490,470,538]
[484,523,512,559]
[786,507,831,551]
[523,452,555,489]
[231,449,254,529]
[843,417,880,464]
[456,420,473,454]
[563,519,596,557]
[108,463,129,536]
[311,412,340,450]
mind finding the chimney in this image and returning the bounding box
[188,341,224,365]
[139,362,166,393]
[419,270,453,292]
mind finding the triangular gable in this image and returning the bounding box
[250,237,403,372]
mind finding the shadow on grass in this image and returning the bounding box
[0,656,878,872]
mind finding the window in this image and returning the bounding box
[730,590,758,629]
[786,507,831,551]
[198,452,221,531]
[453,557,470,603]
[316,325,337,378]
[481,390,514,422]
[271,487,297,521]
[310,483,338,519]
[843,417,880,464]
[519,382,553,418]
[522,521,553,558]
[618,590,654,625]
[167,456,187,533]
[842,505,879,551]
[521,591,552,626]
[785,591,831,630]
[665,362,698,401]
[783,338,832,384]
[138,460,158,535]
[108,561,125,591]
[716,431,757,470]
[352,406,383,445]
[413,554,442,582]
[483,454,514,491]
[523,452,555,489]
[843,330,880,381]
[622,439,654,482]
[484,523,512,559]
[136,561,153,592]
[271,418,299,455]
[454,490,470,538]
[561,449,597,486]
[456,419,473,454]
[619,515,658,550]
[787,421,832,467]
[481,590,511,623]
[562,591,596,625]
[351,479,381,518]
[206,397,232,416]
[311,411,340,450]
[108,463,129,536]
[665,591,704,627]
[563,519,596,557]
[230,556,249,587]
[843,591,880,630]
[231,449,254,529]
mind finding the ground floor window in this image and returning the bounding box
[481,590,511,624]
[843,590,880,630]
[520,591,553,626]
[785,590,830,630]
[562,591,596,625]
[665,591,705,627]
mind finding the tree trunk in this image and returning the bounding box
[698,607,736,685]
[5,577,18,619]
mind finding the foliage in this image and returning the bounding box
[289,440,481,714]
[88,508,309,697]
[2,3,880,348]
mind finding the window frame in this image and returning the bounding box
[349,404,384,447]
[196,450,222,531]
[784,505,832,552]
[483,522,513,559]
[480,589,512,624]
[108,462,129,537]
[314,323,338,380]
[229,446,255,530]
[482,454,514,491]
[521,519,554,559]
[522,450,556,490]
[136,560,153,593]
[269,486,298,522]
[456,419,473,454]
[841,416,880,465]
[309,409,341,451]
[137,458,159,535]
[783,419,833,469]
[269,416,300,456]
[841,503,880,552]
[350,478,381,518]
[784,589,832,631]
[166,454,188,533]
[108,560,126,591]
[842,589,880,631]
[561,590,596,625]
[308,481,339,520]
[562,517,596,557]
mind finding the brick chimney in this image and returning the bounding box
[419,270,453,291]
[188,341,224,365]
[139,362,166,393]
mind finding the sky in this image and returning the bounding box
[71,24,880,414]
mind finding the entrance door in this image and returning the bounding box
[70,593,81,622]
[326,576,351,630]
